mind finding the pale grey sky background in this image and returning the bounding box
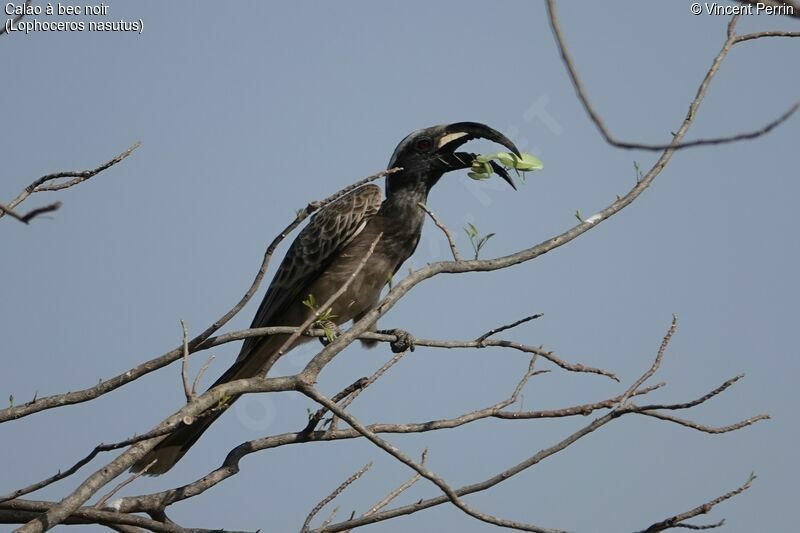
[2,1,798,532]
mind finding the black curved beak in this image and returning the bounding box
[435,122,520,190]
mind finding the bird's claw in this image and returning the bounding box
[379,329,416,353]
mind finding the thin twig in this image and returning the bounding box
[191,355,215,396]
[635,375,743,411]
[636,410,769,434]
[417,202,461,261]
[0,201,62,224]
[733,30,800,43]
[94,460,156,509]
[339,350,409,411]
[180,321,192,402]
[361,450,428,519]
[618,315,677,407]
[496,384,664,420]
[636,475,756,532]
[302,378,369,435]
[301,462,373,532]
[320,507,340,530]
[475,313,544,343]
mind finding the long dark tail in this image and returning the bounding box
[130,351,267,476]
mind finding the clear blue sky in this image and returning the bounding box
[2,1,798,531]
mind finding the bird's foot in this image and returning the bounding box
[378,328,416,353]
[317,320,342,346]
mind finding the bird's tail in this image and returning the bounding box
[130,353,264,476]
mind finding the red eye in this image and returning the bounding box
[416,138,433,152]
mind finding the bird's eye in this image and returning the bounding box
[415,138,433,152]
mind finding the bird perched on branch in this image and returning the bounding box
[132,122,520,475]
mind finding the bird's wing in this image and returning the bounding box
[237,184,383,362]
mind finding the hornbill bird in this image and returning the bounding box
[132,122,520,475]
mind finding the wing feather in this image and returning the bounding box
[237,184,382,361]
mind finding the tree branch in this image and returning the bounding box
[636,475,756,532]
[1,143,140,222]
[546,1,798,151]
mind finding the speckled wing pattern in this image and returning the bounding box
[236,184,383,362]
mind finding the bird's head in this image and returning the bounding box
[386,122,520,196]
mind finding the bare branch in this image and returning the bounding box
[339,349,409,411]
[320,507,340,530]
[180,321,193,402]
[191,355,215,396]
[0,201,62,224]
[114,357,545,515]
[495,384,664,420]
[417,202,461,261]
[12,374,296,533]
[0,498,242,532]
[636,375,744,412]
[301,462,373,532]
[302,384,566,533]
[618,316,677,406]
[359,450,428,520]
[112,368,765,525]
[733,30,800,43]
[636,410,769,434]
[636,475,756,532]
[302,377,369,435]
[1,143,140,221]
[475,313,544,343]
[317,375,765,532]
[545,1,798,151]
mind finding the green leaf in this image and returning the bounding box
[496,152,517,167]
[478,233,496,248]
[323,325,337,343]
[515,153,543,171]
[317,307,338,322]
[473,151,543,173]
[302,293,317,310]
